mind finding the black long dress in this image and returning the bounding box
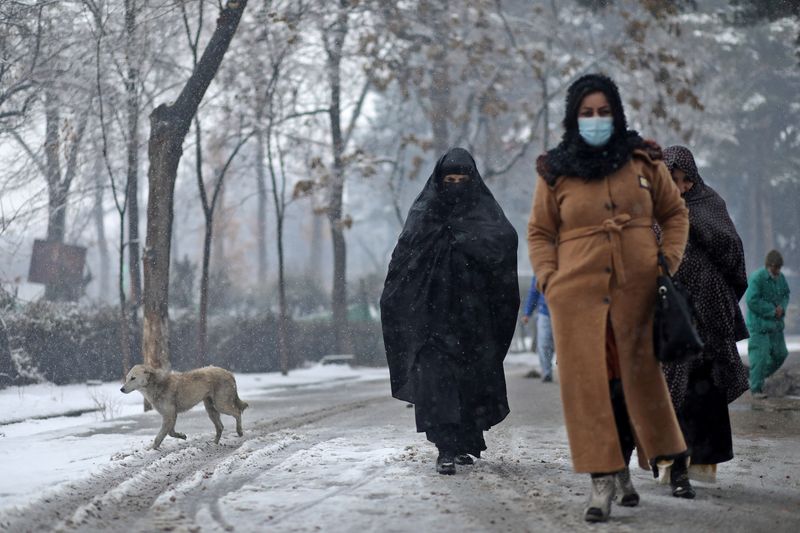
[662,146,750,466]
[380,148,519,456]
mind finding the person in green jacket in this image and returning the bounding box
[746,250,791,396]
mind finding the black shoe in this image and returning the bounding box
[671,478,695,499]
[614,467,640,507]
[542,375,553,383]
[436,451,456,475]
[455,454,474,465]
[671,461,696,499]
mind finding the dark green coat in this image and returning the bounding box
[745,268,790,334]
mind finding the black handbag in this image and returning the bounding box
[653,252,704,364]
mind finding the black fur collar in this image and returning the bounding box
[536,131,648,185]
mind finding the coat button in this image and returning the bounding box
[605,267,612,273]
[603,297,610,304]
[604,202,613,210]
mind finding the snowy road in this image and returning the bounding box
[1,356,799,532]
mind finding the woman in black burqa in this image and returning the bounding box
[380,147,519,475]
[661,145,750,491]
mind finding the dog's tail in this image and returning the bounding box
[236,397,249,411]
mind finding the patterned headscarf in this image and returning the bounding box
[663,145,704,185]
[663,145,712,207]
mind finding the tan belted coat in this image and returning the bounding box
[527,148,689,473]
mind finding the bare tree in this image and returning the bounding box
[90,152,111,298]
[142,0,249,371]
[124,0,144,363]
[11,86,93,300]
[86,0,133,378]
[323,3,350,354]
[195,123,253,365]
[318,0,371,353]
[0,1,46,131]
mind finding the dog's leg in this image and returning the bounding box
[169,428,187,440]
[234,411,243,437]
[204,398,224,444]
[153,410,177,450]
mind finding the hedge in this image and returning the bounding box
[0,301,385,388]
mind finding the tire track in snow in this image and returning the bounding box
[143,433,304,533]
[210,433,410,532]
[0,397,383,533]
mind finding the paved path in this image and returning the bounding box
[1,363,798,532]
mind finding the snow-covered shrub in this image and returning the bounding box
[8,347,46,384]
[89,387,122,420]
[0,296,385,388]
[2,301,124,386]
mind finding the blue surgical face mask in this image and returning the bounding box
[578,117,614,147]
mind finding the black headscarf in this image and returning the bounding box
[538,73,648,184]
[662,145,750,407]
[380,148,519,408]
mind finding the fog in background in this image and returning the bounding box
[1,0,798,322]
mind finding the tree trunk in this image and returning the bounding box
[118,200,133,379]
[143,108,182,370]
[92,156,111,300]
[43,92,68,302]
[758,178,775,255]
[430,48,450,155]
[307,209,323,283]
[746,178,759,269]
[541,73,550,151]
[44,91,64,244]
[46,185,68,244]
[277,214,289,375]
[141,0,248,371]
[125,0,143,365]
[211,179,226,278]
[267,127,289,374]
[198,218,213,366]
[326,1,350,354]
[255,128,269,287]
[428,2,450,155]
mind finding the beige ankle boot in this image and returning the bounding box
[585,474,615,522]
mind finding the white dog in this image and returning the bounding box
[121,364,249,449]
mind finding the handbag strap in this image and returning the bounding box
[657,251,670,277]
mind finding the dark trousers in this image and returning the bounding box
[592,378,635,477]
[678,364,734,464]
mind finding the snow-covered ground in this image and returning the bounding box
[0,364,389,434]
[0,355,536,513]
[1,351,798,532]
[0,363,390,509]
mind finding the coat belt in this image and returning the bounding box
[558,215,653,285]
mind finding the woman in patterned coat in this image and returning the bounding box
[661,145,750,491]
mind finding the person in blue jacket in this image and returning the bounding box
[522,275,555,382]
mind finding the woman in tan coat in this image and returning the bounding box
[528,74,690,522]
